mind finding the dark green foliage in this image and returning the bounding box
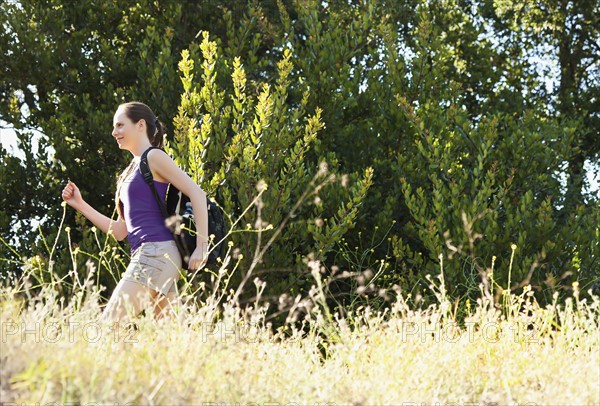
[1,0,598,307]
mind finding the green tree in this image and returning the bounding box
[168,32,373,298]
[480,0,600,207]
[0,0,284,282]
[1,0,597,307]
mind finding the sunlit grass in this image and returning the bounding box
[1,188,598,404]
[2,252,598,404]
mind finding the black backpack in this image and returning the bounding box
[139,147,226,269]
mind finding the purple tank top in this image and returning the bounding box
[119,167,173,252]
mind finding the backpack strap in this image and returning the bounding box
[139,147,169,219]
[139,147,191,265]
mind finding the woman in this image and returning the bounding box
[61,101,209,322]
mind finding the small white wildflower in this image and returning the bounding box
[256,180,268,192]
[317,162,328,176]
[341,174,349,187]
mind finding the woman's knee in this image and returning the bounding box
[102,280,156,322]
[154,292,180,318]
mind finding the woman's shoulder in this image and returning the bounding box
[146,147,172,164]
[145,147,176,182]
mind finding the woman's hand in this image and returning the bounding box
[60,180,128,240]
[188,243,209,271]
[61,180,84,209]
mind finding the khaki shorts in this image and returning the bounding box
[122,240,182,295]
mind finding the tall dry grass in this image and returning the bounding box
[1,190,599,405]
[1,252,598,405]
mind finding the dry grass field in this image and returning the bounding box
[1,259,598,405]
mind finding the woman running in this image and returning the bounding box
[61,101,208,322]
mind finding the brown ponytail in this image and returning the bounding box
[153,117,164,148]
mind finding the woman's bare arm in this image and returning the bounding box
[147,149,209,269]
[61,180,128,241]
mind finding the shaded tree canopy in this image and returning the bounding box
[1,0,598,305]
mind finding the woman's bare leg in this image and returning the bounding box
[153,291,181,320]
[101,279,157,323]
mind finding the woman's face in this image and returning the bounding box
[112,107,143,150]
